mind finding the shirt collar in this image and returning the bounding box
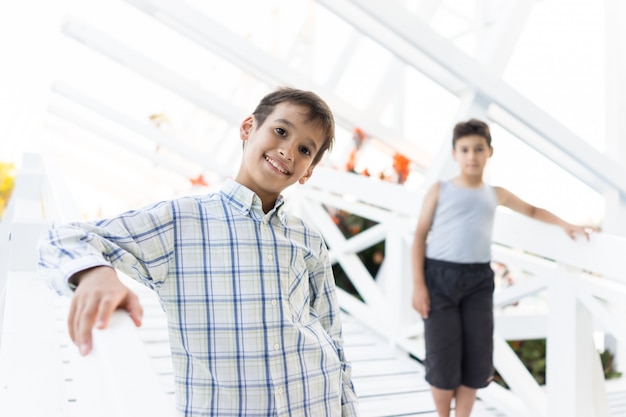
[220,179,287,224]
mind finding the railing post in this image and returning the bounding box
[490,333,546,417]
[546,264,609,417]
[377,216,415,333]
[0,153,51,348]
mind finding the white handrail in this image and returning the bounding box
[3,156,624,417]
[298,169,625,417]
[0,153,174,417]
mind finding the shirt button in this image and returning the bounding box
[273,343,280,350]
[267,254,274,261]
[271,299,278,306]
[277,387,284,394]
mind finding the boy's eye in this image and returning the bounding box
[299,146,311,156]
[275,127,287,136]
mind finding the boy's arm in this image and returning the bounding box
[310,245,359,416]
[38,200,175,293]
[38,200,176,354]
[494,186,597,240]
[412,182,439,319]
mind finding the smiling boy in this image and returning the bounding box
[38,87,359,417]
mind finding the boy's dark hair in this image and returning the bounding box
[252,87,335,165]
[452,118,492,148]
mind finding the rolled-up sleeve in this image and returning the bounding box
[38,200,176,295]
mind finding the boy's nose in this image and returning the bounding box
[279,145,294,161]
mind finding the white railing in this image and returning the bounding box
[296,166,626,417]
[2,156,624,417]
[0,153,174,417]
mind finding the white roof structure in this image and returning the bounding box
[0,0,621,228]
[1,1,626,416]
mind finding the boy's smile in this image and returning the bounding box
[236,102,326,211]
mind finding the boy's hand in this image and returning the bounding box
[563,224,599,241]
[68,266,143,356]
[412,284,430,319]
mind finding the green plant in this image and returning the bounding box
[495,339,621,388]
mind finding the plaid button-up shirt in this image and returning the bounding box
[39,179,359,416]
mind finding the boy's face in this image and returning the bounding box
[235,102,326,205]
[452,134,493,177]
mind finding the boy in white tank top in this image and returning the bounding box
[411,118,596,417]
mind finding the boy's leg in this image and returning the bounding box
[453,385,477,417]
[431,386,454,417]
[423,260,464,417]
[451,265,494,417]
[460,266,495,389]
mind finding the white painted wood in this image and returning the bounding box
[302,201,390,314]
[47,103,202,181]
[50,82,232,178]
[343,0,626,194]
[298,162,626,417]
[494,314,547,341]
[0,269,175,417]
[0,272,67,417]
[7,219,50,271]
[124,0,432,168]
[303,167,422,218]
[477,382,530,417]
[475,0,536,74]
[491,245,557,278]
[546,265,610,417]
[7,148,626,417]
[492,333,546,417]
[67,309,175,417]
[494,209,626,281]
[378,216,411,329]
[604,0,626,238]
[493,276,547,308]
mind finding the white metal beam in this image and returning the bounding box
[424,0,534,184]
[47,101,203,179]
[316,0,467,94]
[51,81,233,177]
[332,0,626,195]
[61,18,244,126]
[125,0,432,170]
[604,0,626,236]
[475,0,537,74]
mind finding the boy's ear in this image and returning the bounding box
[489,146,494,157]
[240,115,254,140]
[298,165,315,184]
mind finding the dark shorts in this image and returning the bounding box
[423,258,494,390]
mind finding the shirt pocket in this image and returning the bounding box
[288,257,311,323]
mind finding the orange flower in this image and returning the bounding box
[189,174,209,187]
[392,153,410,184]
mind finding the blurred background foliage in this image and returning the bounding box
[0,161,15,219]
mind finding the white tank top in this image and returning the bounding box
[425,180,498,263]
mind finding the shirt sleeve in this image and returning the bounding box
[309,242,360,416]
[37,200,176,296]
